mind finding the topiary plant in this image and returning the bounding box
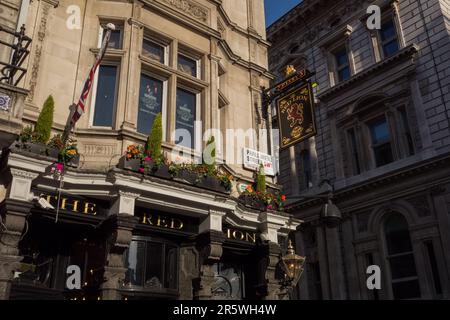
[256,164,266,194]
[203,136,216,169]
[34,95,55,144]
[145,113,163,164]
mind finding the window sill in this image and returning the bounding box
[90,48,126,59]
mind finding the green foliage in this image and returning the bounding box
[256,164,266,194]
[19,125,34,143]
[145,113,163,163]
[34,95,55,143]
[203,135,216,169]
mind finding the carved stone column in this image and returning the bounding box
[0,199,33,300]
[100,214,138,300]
[193,231,225,300]
[261,241,285,300]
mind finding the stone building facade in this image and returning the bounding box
[268,0,450,299]
[0,0,300,300]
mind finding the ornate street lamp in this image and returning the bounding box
[280,240,306,288]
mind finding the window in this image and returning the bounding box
[334,47,351,82]
[124,238,178,291]
[142,38,167,64]
[175,88,197,149]
[348,128,361,175]
[101,24,123,49]
[137,74,164,135]
[92,65,119,127]
[379,19,399,58]
[178,54,199,78]
[384,214,421,299]
[368,117,394,167]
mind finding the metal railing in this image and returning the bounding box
[0,24,32,86]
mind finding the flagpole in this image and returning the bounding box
[54,23,115,223]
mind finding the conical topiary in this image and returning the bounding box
[203,136,216,167]
[256,164,266,193]
[34,95,55,143]
[146,113,163,161]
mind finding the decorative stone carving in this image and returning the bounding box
[0,94,11,111]
[9,168,39,201]
[84,144,116,156]
[27,2,52,102]
[160,0,209,24]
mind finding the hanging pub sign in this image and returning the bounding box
[276,81,317,149]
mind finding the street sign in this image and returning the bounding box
[243,148,275,176]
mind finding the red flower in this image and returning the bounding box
[281,195,286,202]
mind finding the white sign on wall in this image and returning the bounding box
[243,148,275,176]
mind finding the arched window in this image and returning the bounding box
[384,214,421,299]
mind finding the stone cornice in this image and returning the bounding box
[317,44,419,101]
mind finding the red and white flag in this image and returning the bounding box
[62,23,115,142]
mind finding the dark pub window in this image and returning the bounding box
[102,25,123,49]
[379,19,399,58]
[384,214,421,299]
[124,238,178,292]
[137,74,163,135]
[348,128,361,174]
[368,117,394,167]
[175,88,196,149]
[142,39,165,64]
[334,47,350,82]
[93,65,118,127]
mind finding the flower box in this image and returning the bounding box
[152,163,172,180]
[199,176,229,193]
[177,169,199,184]
[119,157,141,172]
[46,147,60,159]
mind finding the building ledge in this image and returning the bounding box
[317,44,419,101]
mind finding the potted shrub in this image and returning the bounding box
[59,138,80,167]
[46,134,64,159]
[145,113,171,179]
[176,164,199,184]
[15,95,55,155]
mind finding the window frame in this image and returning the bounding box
[333,46,351,83]
[99,22,124,50]
[137,70,169,139]
[381,214,422,300]
[177,51,202,80]
[174,84,202,151]
[89,62,121,129]
[366,115,395,168]
[142,36,170,66]
[123,236,180,294]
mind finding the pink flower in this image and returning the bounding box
[138,167,145,174]
[55,163,64,172]
[267,205,274,210]
[144,156,152,162]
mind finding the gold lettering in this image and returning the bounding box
[245,232,257,244]
[170,218,184,230]
[157,216,168,228]
[61,198,80,212]
[227,228,232,239]
[83,202,97,215]
[233,230,245,241]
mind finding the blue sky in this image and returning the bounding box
[264,0,301,27]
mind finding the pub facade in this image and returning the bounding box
[0,0,300,300]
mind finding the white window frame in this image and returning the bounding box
[137,71,169,141]
[177,52,201,79]
[142,37,169,66]
[98,23,124,50]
